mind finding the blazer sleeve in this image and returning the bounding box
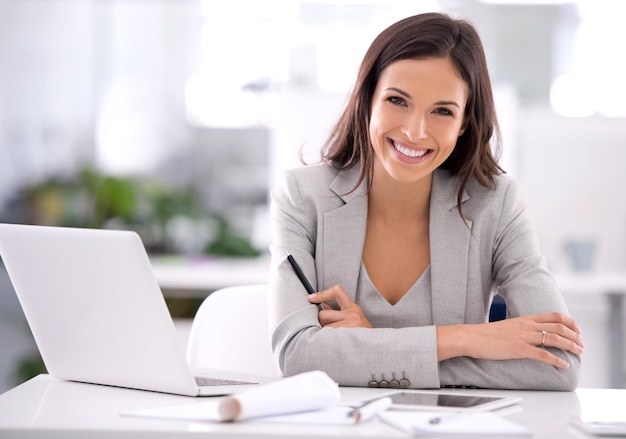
[439,178,581,391]
[268,168,442,389]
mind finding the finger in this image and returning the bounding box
[534,321,585,350]
[327,286,358,310]
[307,285,340,303]
[308,285,355,310]
[537,330,585,356]
[319,309,370,328]
[532,312,581,334]
[527,346,570,369]
[318,309,343,326]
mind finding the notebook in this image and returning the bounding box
[0,223,274,396]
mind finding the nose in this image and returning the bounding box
[401,113,427,142]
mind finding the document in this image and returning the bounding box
[123,370,344,423]
[125,400,360,425]
[379,410,531,436]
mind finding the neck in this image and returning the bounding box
[368,162,432,222]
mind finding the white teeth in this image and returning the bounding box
[392,141,428,158]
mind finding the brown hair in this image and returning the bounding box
[321,12,503,211]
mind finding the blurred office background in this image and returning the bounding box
[1,0,625,392]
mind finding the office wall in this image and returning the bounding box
[0,0,200,207]
[0,0,97,203]
[517,108,626,272]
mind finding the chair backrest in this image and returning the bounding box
[186,283,282,378]
[489,294,507,322]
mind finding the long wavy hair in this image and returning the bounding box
[321,12,503,213]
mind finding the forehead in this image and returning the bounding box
[376,58,467,102]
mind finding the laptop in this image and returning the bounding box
[0,222,274,396]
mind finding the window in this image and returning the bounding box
[550,0,626,117]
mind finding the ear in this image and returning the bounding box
[458,119,468,137]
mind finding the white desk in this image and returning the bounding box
[0,374,620,439]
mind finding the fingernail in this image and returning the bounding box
[559,360,570,369]
[308,293,317,300]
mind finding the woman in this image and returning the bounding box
[268,12,583,390]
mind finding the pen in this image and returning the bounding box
[285,253,323,310]
[348,397,393,424]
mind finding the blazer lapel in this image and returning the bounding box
[429,170,472,326]
[322,167,368,299]
[319,167,473,318]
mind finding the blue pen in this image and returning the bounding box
[285,253,324,310]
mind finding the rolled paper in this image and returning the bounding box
[218,370,340,422]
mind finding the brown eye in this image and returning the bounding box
[434,107,453,116]
[388,96,406,106]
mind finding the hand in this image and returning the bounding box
[439,312,585,368]
[307,285,372,328]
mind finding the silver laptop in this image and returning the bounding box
[0,223,273,396]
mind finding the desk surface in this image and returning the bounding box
[1,374,620,439]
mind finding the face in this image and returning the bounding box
[368,57,468,185]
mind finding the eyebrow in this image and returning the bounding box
[386,87,461,109]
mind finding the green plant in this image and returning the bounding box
[203,217,261,257]
[13,353,47,386]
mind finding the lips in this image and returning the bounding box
[391,140,431,158]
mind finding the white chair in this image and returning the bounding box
[186,283,282,378]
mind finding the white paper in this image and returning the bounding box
[124,402,356,425]
[252,406,355,425]
[218,370,340,421]
[123,371,341,423]
[379,411,531,436]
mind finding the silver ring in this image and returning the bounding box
[540,330,548,346]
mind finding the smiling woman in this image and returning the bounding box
[267,12,584,391]
[368,58,467,185]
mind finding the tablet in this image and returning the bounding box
[367,391,522,412]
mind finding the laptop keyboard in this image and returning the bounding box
[194,376,257,387]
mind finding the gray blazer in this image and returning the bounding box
[268,163,580,390]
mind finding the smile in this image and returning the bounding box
[391,140,431,158]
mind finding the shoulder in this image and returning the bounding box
[462,174,533,236]
[273,163,340,204]
[466,173,526,204]
[281,162,341,190]
[272,162,361,215]
[433,170,529,221]
[275,162,364,202]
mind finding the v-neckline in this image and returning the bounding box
[360,261,431,307]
